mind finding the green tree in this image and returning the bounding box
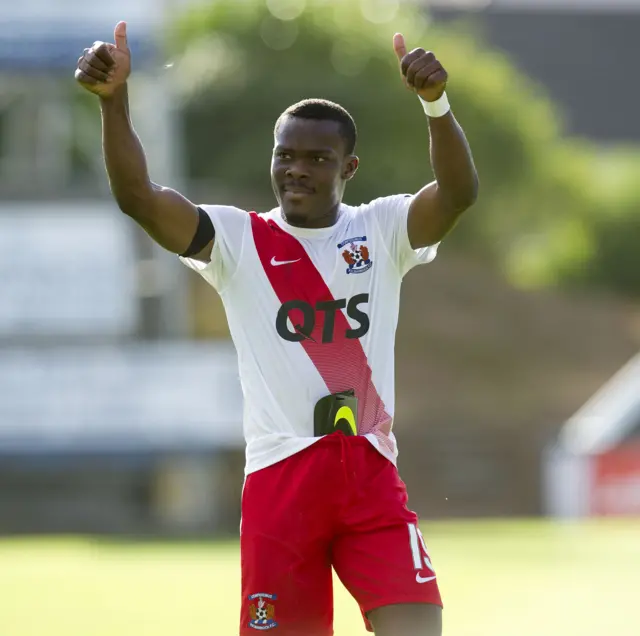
[168,0,640,297]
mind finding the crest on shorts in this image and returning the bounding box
[338,236,373,274]
[248,593,278,630]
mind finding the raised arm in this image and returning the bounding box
[393,34,479,250]
[75,22,213,263]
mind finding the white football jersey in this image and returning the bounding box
[180,195,438,475]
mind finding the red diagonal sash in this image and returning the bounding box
[250,212,391,435]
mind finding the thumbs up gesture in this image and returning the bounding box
[393,33,448,103]
[75,21,131,98]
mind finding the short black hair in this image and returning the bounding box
[275,98,357,155]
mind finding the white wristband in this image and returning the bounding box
[419,92,451,118]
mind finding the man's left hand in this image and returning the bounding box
[393,33,448,103]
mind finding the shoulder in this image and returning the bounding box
[350,194,413,218]
[198,204,250,219]
[197,205,252,240]
[348,195,414,237]
[256,207,279,221]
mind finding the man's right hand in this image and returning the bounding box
[75,21,131,99]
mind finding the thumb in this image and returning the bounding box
[393,33,407,62]
[114,21,128,50]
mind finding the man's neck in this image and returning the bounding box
[281,202,342,229]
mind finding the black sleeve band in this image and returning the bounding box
[180,206,215,258]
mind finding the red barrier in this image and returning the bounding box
[592,442,640,516]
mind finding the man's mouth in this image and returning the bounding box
[283,183,314,195]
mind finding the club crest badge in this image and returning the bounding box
[248,593,278,630]
[338,236,373,274]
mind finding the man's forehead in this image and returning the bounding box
[275,116,344,151]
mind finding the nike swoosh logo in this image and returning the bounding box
[416,573,437,584]
[270,257,301,266]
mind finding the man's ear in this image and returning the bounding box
[343,155,359,181]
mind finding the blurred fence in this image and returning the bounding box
[0,204,137,341]
[0,337,246,536]
[0,201,245,536]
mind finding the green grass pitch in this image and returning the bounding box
[0,519,638,635]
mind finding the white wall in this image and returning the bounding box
[0,0,164,28]
[427,0,640,9]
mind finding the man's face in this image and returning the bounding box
[271,116,358,226]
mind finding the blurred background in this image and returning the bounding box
[1,0,639,634]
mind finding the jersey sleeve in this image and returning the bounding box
[366,194,439,278]
[178,204,248,293]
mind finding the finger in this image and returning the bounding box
[405,53,436,87]
[74,68,99,85]
[92,42,115,67]
[393,33,407,63]
[401,47,425,77]
[411,61,443,90]
[423,69,448,89]
[114,21,128,51]
[78,58,110,82]
[83,50,110,73]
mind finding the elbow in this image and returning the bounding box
[451,173,479,214]
[465,176,480,210]
[112,183,155,220]
[115,197,149,221]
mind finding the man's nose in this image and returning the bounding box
[285,163,310,180]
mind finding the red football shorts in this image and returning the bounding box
[239,432,442,635]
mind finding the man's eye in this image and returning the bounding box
[277,152,291,159]
[314,156,327,163]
